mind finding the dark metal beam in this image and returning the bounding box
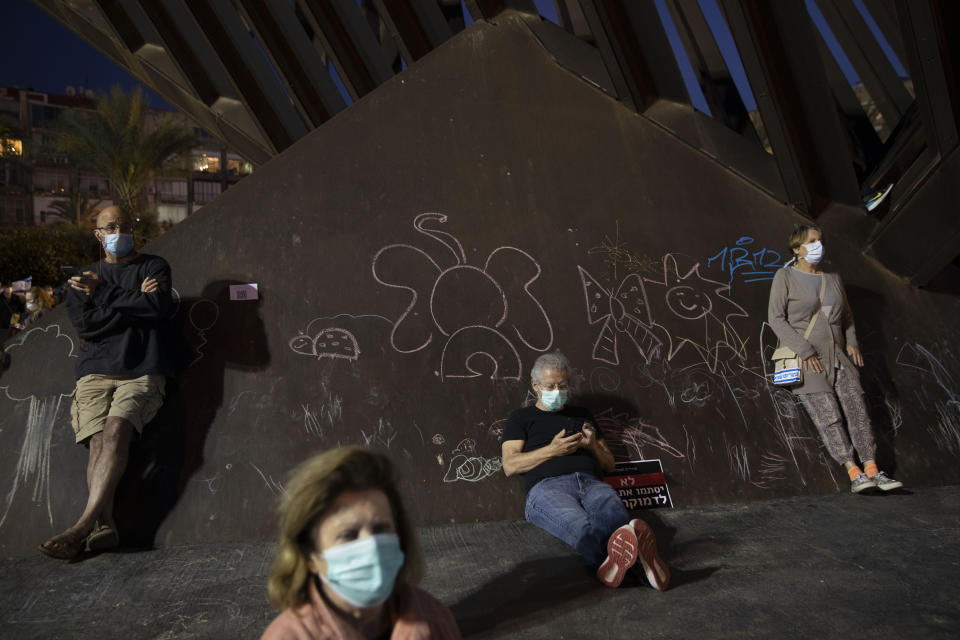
[237,0,346,129]
[371,0,451,63]
[720,0,861,214]
[33,0,275,165]
[666,0,759,144]
[867,147,960,285]
[894,0,959,157]
[552,0,592,39]
[818,0,913,126]
[863,0,909,71]
[299,0,393,101]
[577,0,687,112]
[864,0,960,284]
[464,1,537,21]
[186,0,308,153]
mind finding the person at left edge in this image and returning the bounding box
[38,205,173,559]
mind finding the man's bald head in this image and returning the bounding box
[93,205,127,228]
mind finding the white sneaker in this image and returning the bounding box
[871,470,903,491]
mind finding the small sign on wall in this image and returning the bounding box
[229,283,259,301]
[603,459,673,510]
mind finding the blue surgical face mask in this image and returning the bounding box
[317,533,405,608]
[803,240,824,265]
[104,233,134,258]
[540,389,567,412]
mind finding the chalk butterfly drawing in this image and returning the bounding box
[372,213,554,380]
[579,254,749,372]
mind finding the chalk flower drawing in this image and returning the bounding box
[372,213,553,380]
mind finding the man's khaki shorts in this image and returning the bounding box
[70,374,166,443]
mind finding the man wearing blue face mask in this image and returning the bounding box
[39,206,173,560]
[501,352,670,591]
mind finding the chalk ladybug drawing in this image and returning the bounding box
[289,327,360,361]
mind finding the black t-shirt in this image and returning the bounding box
[501,404,602,492]
[66,254,174,379]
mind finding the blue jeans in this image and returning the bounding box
[524,472,630,568]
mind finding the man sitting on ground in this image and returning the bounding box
[501,351,669,590]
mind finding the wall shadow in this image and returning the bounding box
[844,284,900,474]
[115,280,271,548]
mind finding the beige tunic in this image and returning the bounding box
[767,267,859,394]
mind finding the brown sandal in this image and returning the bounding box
[86,524,119,552]
[38,531,86,560]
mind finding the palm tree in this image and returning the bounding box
[45,192,102,228]
[54,85,196,216]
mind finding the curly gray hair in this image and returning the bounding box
[530,351,572,383]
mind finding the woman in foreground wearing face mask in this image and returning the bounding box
[262,446,461,640]
[768,224,902,494]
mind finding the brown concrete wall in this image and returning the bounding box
[2,14,959,554]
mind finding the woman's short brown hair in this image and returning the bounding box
[266,446,423,610]
[788,223,822,255]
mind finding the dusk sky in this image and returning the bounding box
[0,0,900,118]
[0,0,171,108]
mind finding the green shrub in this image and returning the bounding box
[0,225,100,286]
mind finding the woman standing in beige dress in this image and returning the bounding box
[768,224,902,493]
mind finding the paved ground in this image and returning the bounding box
[1,486,958,639]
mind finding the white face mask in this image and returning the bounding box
[802,240,824,265]
[540,389,567,412]
[26,302,39,312]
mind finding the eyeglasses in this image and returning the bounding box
[537,382,569,391]
[97,223,135,234]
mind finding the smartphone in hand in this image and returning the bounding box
[564,419,583,437]
[61,266,82,278]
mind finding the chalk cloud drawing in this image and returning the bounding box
[443,438,502,483]
[579,254,749,372]
[0,324,78,529]
[372,213,554,380]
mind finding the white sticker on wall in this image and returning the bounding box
[229,283,259,301]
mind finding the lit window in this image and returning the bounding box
[0,139,22,156]
[192,152,221,173]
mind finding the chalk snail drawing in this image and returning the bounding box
[442,438,502,483]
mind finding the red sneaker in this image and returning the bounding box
[596,524,639,587]
[631,518,670,591]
